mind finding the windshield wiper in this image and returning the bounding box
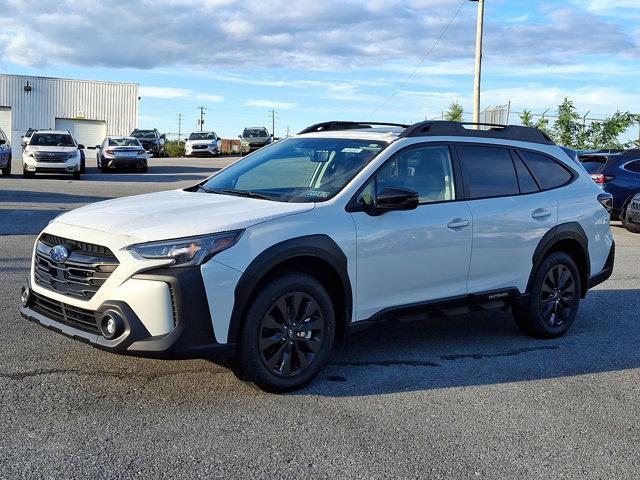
[199,186,276,201]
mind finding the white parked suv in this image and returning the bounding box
[20,121,615,392]
[23,130,84,179]
[185,131,221,157]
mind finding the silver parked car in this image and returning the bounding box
[95,136,148,173]
[240,127,272,152]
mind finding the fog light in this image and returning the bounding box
[100,312,124,340]
[66,166,75,172]
[26,165,36,171]
[20,286,30,307]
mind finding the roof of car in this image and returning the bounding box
[107,136,138,140]
[32,130,72,135]
[297,121,555,145]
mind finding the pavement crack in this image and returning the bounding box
[439,345,559,361]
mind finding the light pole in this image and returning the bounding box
[470,0,485,126]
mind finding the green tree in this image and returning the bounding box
[553,97,581,147]
[585,112,640,150]
[444,101,464,122]
[520,110,534,127]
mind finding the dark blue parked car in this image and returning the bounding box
[579,149,640,226]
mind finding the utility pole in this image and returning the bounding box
[177,114,183,141]
[470,0,485,127]
[198,106,207,132]
[269,109,277,138]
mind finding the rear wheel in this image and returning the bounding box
[513,252,581,338]
[235,272,335,392]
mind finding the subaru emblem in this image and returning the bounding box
[50,245,69,263]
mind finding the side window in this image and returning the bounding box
[458,145,519,199]
[518,150,573,190]
[512,153,540,194]
[357,145,457,206]
[624,161,640,173]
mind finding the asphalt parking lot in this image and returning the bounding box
[1,156,640,479]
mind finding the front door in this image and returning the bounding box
[350,144,473,320]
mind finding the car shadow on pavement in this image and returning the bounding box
[292,288,640,397]
[0,190,108,204]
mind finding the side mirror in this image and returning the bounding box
[78,144,85,149]
[375,187,419,213]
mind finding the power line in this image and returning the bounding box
[371,0,468,115]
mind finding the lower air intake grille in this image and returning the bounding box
[31,291,99,334]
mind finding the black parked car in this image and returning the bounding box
[579,149,640,228]
[130,129,166,157]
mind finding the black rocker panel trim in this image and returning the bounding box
[227,234,352,344]
[527,222,590,297]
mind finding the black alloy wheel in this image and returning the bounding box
[259,292,325,377]
[538,264,577,328]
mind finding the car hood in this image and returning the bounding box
[187,139,217,146]
[53,189,315,241]
[26,146,77,153]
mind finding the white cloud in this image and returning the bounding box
[140,86,191,99]
[585,0,640,11]
[244,100,298,109]
[196,94,224,102]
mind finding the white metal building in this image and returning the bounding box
[0,74,139,159]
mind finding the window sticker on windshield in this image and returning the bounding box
[306,190,330,198]
[341,147,364,153]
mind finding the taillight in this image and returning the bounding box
[597,192,613,213]
[590,173,613,184]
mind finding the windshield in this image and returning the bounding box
[199,137,387,203]
[131,130,157,139]
[109,138,141,147]
[189,132,217,140]
[243,128,268,138]
[29,133,75,147]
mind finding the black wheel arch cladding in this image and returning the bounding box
[227,234,353,344]
[528,222,590,297]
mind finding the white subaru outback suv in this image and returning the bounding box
[23,130,83,179]
[20,121,615,392]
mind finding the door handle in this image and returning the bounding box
[447,218,470,229]
[532,208,552,219]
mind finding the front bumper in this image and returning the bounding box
[186,145,219,156]
[23,156,80,173]
[21,266,234,359]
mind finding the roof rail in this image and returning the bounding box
[298,121,409,135]
[399,121,555,145]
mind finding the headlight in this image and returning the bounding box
[127,231,243,267]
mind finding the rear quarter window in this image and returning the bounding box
[458,145,519,199]
[518,150,573,190]
[623,160,640,173]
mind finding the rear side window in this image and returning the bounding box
[458,145,519,199]
[512,154,540,194]
[519,150,572,190]
[624,161,640,173]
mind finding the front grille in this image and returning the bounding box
[31,291,99,334]
[192,144,207,150]
[34,236,118,300]
[33,151,70,162]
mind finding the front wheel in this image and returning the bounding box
[235,272,336,392]
[1,161,10,177]
[72,171,80,180]
[513,252,581,339]
[80,159,86,174]
[623,207,640,234]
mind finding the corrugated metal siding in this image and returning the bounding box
[0,74,139,158]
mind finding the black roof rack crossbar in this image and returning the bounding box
[298,121,409,135]
[399,121,555,145]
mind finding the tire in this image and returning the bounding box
[80,159,86,174]
[622,207,640,234]
[513,252,581,339]
[140,164,148,173]
[235,272,336,393]
[72,171,80,180]
[22,169,34,178]
[1,160,10,177]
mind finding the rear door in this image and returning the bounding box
[350,143,473,320]
[457,143,558,294]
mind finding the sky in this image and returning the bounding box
[1,0,639,140]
